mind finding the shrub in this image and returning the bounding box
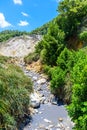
[50,67,66,99]
[24,52,39,64]
[0,56,33,129]
[67,53,87,130]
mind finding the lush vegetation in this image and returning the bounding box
[0,56,33,129]
[0,30,29,42]
[29,21,51,35]
[67,52,87,130]
[24,0,87,129]
[0,0,87,129]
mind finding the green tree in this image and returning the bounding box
[50,67,66,98]
[67,53,87,130]
[57,47,75,71]
[40,21,65,66]
[57,0,87,38]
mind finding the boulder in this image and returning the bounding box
[30,100,40,108]
[30,92,41,108]
[50,95,58,105]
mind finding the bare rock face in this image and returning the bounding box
[0,35,41,57]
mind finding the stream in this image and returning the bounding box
[19,63,74,130]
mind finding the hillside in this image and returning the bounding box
[29,18,56,35]
[29,22,50,35]
[0,30,29,42]
[0,35,41,57]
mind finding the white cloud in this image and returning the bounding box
[13,0,22,5]
[18,20,29,26]
[21,12,29,17]
[0,13,11,28]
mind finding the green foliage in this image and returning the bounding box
[0,56,10,63]
[57,48,75,71]
[29,21,51,35]
[67,52,87,130]
[43,65,52,79]
[50,48,76,101]
[0,56,33,129]
[79,31,87,43]
[24,1,87,129]
[0,30,29,42]
[24,52,39,64]
[29,0,87,129]
[50,67,66,98]
[35,40,44,54]
[39,22,65,66]
[57,0,87,38]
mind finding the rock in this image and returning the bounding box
[29,107,35,115]
[66,126,70,130]
[30,91,41,102]
[44,100,48,104]
[44,119,52,123]
[37,86,42,91]
[0,35,41,57]
[58,117,63,122]
[30,92,41,108]
[48,125,54,128]
[30,100,40,108]
[37,78,46,85]
[45,126,52,130]
[38,124,45,129]
[56,122,64,129]
[39,111,43,114]
[51,101,57,105]
[50,95,58,105]
[35,109,39,114]
[40,97,46,104]
[56,123,61,128]
[33,76,38,81]
[40,93,44,97]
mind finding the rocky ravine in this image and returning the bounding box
[0,35,74,130]
[19,63,74,130]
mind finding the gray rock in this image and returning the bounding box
[30,92,41,108]
[37,86,42,91]
[33,76,38,81]
[41,97,46,104]
[50,95,58,105]
[30,100,40,108]
[37,78,46,85]
[44,119,52,123]
[35,109,39,113]
[38,124,45,129]
[48,124,54,128]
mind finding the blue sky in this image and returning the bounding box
[0,0,60,32]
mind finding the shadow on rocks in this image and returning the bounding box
[18,114,32,130]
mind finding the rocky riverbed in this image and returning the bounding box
[19,64,74,130]
[0,35,74,130]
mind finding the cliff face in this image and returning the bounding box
[0,35,41,57]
